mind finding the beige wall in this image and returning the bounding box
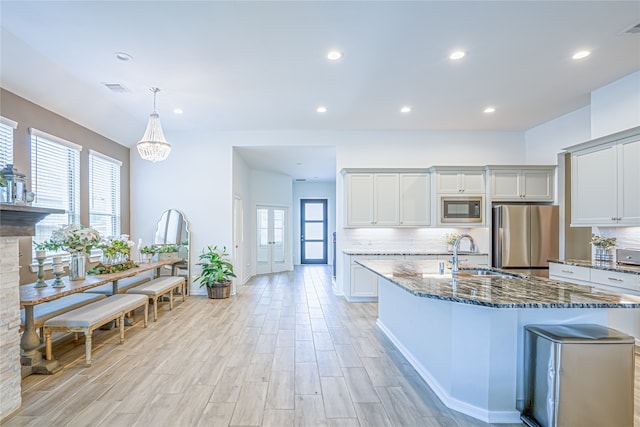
[0,89,131,284]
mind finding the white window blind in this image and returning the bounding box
[89,150,121,237]
[0,116,17,167]
[30,129,81,248]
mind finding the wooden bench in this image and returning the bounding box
[20,293,108,338]
[83,275,152,296]
[43,294,149,367]
[125,276,186,321]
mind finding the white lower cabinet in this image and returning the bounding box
[548,263,591,285]
[344,254,379,301]
[549,262,640,294]
[590,269,640,295]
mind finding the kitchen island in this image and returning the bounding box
[356,259,640,424]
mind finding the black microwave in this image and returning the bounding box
[441,197,483,223]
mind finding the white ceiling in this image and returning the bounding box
[1,1,639,181]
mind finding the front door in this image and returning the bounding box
[256,206,288,274]
[300,199,328,264]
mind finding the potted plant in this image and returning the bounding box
[195,245,236,299]
[156,244,180,261]
[590,234,616,262]
[139,245,157,263]
[33,238,60,258]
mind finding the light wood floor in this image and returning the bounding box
[2,265,639,426]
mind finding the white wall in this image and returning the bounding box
[292,181,337,265]
[591,71,640,139]
[524,106,591,164]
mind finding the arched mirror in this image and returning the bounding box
[154,209,190,290]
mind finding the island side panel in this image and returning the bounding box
[376,276,522,423]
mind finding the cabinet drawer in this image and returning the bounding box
[549,263,590,282]
[590,269,640,292]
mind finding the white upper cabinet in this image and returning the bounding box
[433,168,485,194]
[487,166,555,201]
[344,170,429,227]
[346,173,375,226]
[373,173,400,226]
[570,132,640,226]
[399,173,431,226]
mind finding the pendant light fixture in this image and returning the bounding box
[137,87,171,162]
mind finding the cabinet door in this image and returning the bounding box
[490,170,521,200]
[436,171,484,194]
[373,174,400,226]
[571,145,617,226]
[399,173,430,226]
[347,174,374,226]
[618,139,640,226]
[460,172,485,194]
[350,259,379,298]
[521,170,554,201]
[436,171,461,193]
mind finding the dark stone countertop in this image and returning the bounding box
[356,259,640,309]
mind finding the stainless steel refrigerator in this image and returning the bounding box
[492,205,559,269]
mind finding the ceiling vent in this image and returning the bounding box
[102,82,130,93]
[295,178,307,182]
[622,21,640,35]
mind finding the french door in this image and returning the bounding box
[256,206,288,274]
[300,199,328,264]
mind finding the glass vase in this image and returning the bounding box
[69,252,86,281]
[594,247,612,263]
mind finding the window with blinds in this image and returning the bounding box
[89,151,121,237]
[0,116,17,167]
[30,129,81,249]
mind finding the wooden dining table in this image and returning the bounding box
[20,259,180,375]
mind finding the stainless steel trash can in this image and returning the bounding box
[522,324,635,427]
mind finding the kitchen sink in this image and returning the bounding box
[456,268,522,278]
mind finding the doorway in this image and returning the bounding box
[256,206,289,274]
[232,197,243,293]
[300,199,328,264]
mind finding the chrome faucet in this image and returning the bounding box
[450,233,477,273]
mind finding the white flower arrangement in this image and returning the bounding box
[51,224,101,254]
[443,232,461,246]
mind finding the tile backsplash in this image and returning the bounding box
[341,227,490,253]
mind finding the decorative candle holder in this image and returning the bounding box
[34,255,47,288]
[52,264,65,288]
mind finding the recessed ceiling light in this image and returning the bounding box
[316,106,327,113]
[484,106,496,114]
[572,50,591,60]
[449,50,466,60]
[173,108,183,115]
[327,50,343,61]
[114,52,132,61]
[400,106,412,113]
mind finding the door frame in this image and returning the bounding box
[300,198,328,264]
[255,204,291,275]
